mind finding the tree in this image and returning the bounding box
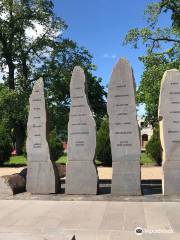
[0,84,27,153]
[146,124,162,166]
[124,0,180,53]
[137,53,180,126]
[0,0,66,89]
[124,0,180,126]
[96,117,112,166]
[0,0,66,154]
[0,122,12,165]
[0,0,107,153]
[36,39,107,138]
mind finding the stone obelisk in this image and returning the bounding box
[159,69,180,195]
[107,58,141,195]
[66,67,98,194]
[26,78,60,194]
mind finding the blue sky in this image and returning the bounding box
[53,0,171,90]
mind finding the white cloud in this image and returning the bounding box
[25,21,62,41]
[1,12,8,20]
[103,53,117,59]
[25,22,45,40]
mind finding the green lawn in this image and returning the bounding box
[56,155,68,164]
[4,155,27,166]
[4,152,155,166]
[140,152,156,165]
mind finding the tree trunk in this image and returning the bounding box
[7,60,15,90]
[15,124,25,155]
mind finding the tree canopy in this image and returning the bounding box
[0,0,107,154]
[124,0,180,126]
[124,0,180,54]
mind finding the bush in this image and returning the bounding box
[49,129,64,161]
[0,124,12,165]
[96,117,112,166]
[146,125,162,166]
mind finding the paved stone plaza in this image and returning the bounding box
[0,200,180,239]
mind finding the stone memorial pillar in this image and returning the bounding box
[159,69,180,195]
[66,66,98,194]
[107,58,141,195]
[26,78,60,194]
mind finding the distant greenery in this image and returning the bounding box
[49,129,64,161]
[96,117,112,166]
[124,0,180,127]
[146,125,162,166]
[3,153,155,167]
[0,123,12,165]
[0,0,107,156]
[5,155,27,166]
[140,152,156,166]
[56,154,67,165]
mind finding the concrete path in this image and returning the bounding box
[98,166,162,180]
[0,200,180,239]
[0,167,24,177]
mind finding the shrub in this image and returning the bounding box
[49,129,64,161]
[0,123,12,165]
[96,117,112,166]
[145,125,162,166]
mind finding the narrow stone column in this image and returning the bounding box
[26,78,60,194]
[66,66,98,195]
[107,58,141,195]
[159,69,180,195]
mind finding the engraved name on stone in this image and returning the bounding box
[107,58,141,195]
[66,66,98,194]
[158,69,180,195]
[26,77,60,194]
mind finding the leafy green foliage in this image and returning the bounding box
[124,0,180,53]
[137,53,180,126]
[39,40,107,138]
[124,0,180,126]
[0,1,107,152]
[96,117,112,166]
[49,129,64,162]
[0,123,12,165]
[0,85,28,152]
[146,125,162,166]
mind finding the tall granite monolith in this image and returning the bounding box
[107,58,141,195]
[159,69,180,195]
[26,78,60,194]
[66,66,98,194]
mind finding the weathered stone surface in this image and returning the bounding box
[107,58,141,195]
[158,69,180,195]
[66,66,98,194]
[26,78,60,194]
[0,169,26,196]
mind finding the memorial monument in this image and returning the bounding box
[66,66,98,194]
[107,58,141,195]
[26,78,60,194]
[159,69,180,195]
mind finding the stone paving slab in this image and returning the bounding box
[0,200,180,239]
